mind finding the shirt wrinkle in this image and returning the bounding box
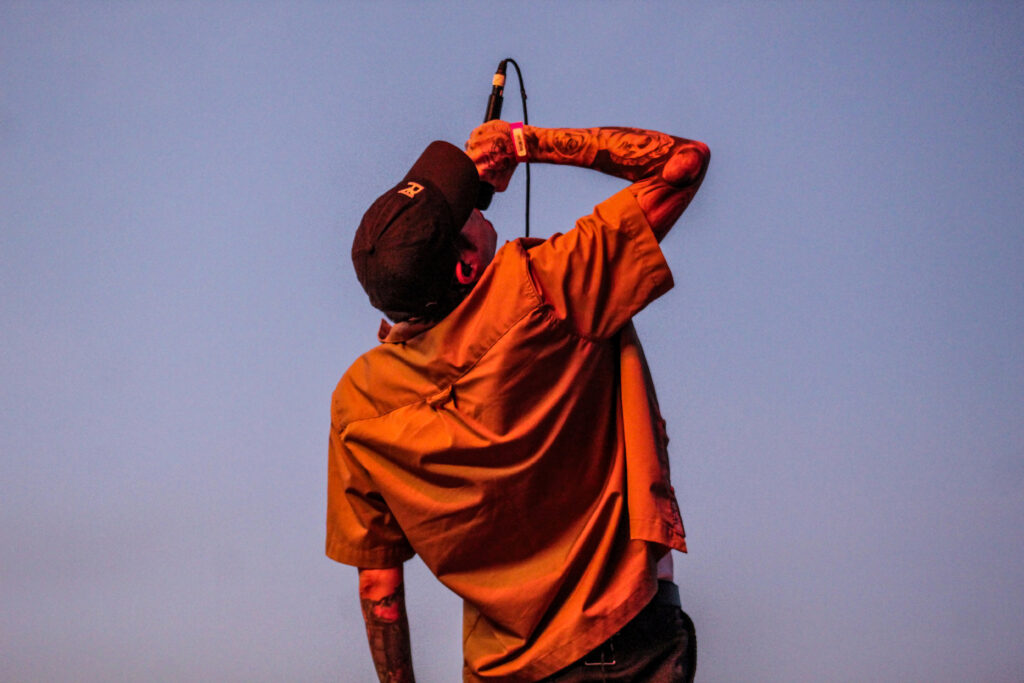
[341,301,546,428]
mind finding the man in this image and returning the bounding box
[327,119,709,682]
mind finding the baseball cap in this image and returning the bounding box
[352,140,480,321]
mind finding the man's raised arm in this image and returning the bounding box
[357,566,414,683]
[467,122,709,241]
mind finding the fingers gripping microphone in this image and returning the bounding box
[476,60,507,210]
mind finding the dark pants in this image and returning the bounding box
[540,581,697,682]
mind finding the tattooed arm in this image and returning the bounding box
[467,122,709,241]
[358,566,414,683]
[527,126,709,241]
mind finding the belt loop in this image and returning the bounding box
[582,634,617,667]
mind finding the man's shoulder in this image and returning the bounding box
[331,344,425,428]
[333,243,549,428]
[331,351,376,428]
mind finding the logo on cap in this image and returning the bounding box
[397,182,424,198]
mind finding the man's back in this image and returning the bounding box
[328,190,685,680]
[331,121,708,682]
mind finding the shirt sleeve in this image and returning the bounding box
[325,418,415,568]
[619,322,687,552]
[524,188,674,339]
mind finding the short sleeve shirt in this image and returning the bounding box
[327,188,686,681]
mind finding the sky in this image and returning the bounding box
[2,2,1022,681]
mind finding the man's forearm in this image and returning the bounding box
[359,568,414,683]
[523,126,700,183]
[465,120,709,240]
[525,125,710,241]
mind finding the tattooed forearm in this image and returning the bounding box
[525,126,697,183]
[523,124,709,241]
[466,120,709,240]
[360,583,414,683]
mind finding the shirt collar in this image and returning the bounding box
[377,318,437,344]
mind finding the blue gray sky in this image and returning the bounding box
[2,2,1022,681]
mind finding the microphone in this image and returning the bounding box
[484,60,507,122]
[476,60,507,210]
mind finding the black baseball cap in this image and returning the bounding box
[352,141,480,321]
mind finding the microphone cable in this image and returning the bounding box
[480,58,530,237]
[503,59,530,238]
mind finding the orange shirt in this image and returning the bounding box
[326,189,686,681]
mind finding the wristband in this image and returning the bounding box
[509,122,528,161]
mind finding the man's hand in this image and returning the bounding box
[465,120,518,192]
[358,566,414,683]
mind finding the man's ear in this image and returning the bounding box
[455,260,476,285]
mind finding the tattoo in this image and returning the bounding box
[551,130,588,157]
[486,135,516,185]
[532,126,685,182]
[528,127,597,168]
[599,127,675,166]
[360,583,414,683]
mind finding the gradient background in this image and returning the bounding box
[2,3,1022,681]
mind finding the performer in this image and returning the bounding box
[327,119,710,682]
